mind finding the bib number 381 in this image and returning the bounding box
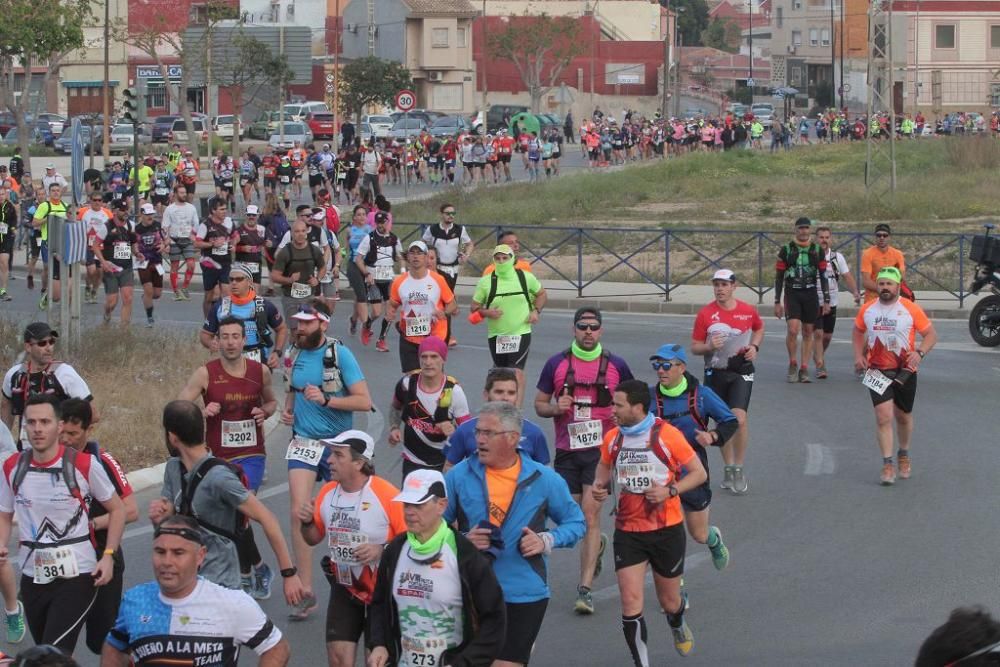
[33,547,80,584]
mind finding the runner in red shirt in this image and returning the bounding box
[496,130,515,182]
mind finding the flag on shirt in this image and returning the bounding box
[62,220,89,265]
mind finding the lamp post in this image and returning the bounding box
[747,0,753,100]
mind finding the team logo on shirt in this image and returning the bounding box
[397,571,434,598]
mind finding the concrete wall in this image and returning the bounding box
[484,0,663,41]
[341,0,408,62]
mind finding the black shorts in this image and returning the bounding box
[264,177,277,189]
[499,154,511,164]
[679,446,711,513]
[869,369,918,414]
[0,232,13,255]
[309,174,324,188]
[85,551,125,654]
[21,573,100,653]
[368,280,391,304]
[489,333,531,369]
[784,288,820,323]
[554,447,601,495]
[347,263,368,301]
[202,265,230,291]
[138,265,164,288]
[613,524,686,579]
[151,193,170,207]
[588,148,600,160]
[398,336,420,374]
[498,599,548,664]
[29,233,41,258]
[704,368,753,412]
[323,572,370,644]
[815,305,838,334]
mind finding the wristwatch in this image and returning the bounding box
[668,485,679,498]
[280,567,298,578]
[916,350,926,358]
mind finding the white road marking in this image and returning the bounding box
[804,443,836,476]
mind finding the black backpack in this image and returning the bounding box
[484,268,531,310]
[177,458,251,543]
[11,447,94,551]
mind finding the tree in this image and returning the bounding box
[338,57,413,124]
[0,0,93,162]
[701,18,741,53]
[485,13,584,114]
[213,32,294,158]
[670,0,711,46]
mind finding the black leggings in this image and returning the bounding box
[21,573,99,654]
[440,271,458,341]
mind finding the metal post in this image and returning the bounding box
[830,0,835,108]
[664,231,671,301]
[748,0,753,99]
[838,0,845,109]
[959,235,965,307]
[403,111,409,197]
[205,25,213,164]
[865,0,896,201]
[756,232,763,303]
[576,229,583,298]
[334,0,341,150]
[913,0,921,110]
[132,122,141,215]
[279,24,285,149]
[481,0,488,112]
[102,0,111,163]
[673,32,682,118]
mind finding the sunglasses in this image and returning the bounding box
[651,360,676,371]
[875,233,889,238]
[575,322,601,332]
[31,338,56,348]
[443,211,456,216]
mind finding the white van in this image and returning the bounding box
[284,101,329,121]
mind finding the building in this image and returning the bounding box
[483,0,664,41]
[340,0,478,113]
[769,0,839,108]
[59,0,130,117]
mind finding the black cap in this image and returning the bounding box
[794,217,812,228]
[573,307,602,324]
[295,204,311,215]
[374,211,389,224]
[23,322,58,342]
[874,223,891,234]
[112,199,129,211]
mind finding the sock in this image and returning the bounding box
[379,319,390,339]
[897,449,909,459]
[183,267,194,288]
[622,613,649,667]
[4,607,17,616]
[665,603,685,629]
[364,317,373,330]
[145,306,153,318]
[706,526,719,549]
[883,456,893,465]
[170,272,178,291]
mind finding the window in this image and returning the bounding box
[776,6,783,27]
[792,0,802,9]
[432,27,449,47]
[991,25,1000,48]
[792,30,802,46]
[146,84,166,109]
[457,27,467,47]
[809,28,818,46]
[821,28,830,46]
[935,24,955,49]
[992,83,1000,107]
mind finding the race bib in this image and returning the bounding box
[280,175,291,184]
[243,262,260,275]
[222,181,233,188]
[113,242,131,261]
[134,257,149,270]
[221,419,257,448]
[285,437,324,466]
[568,420,602,450]
[401,636,448,667]
[373,265,394,282]
[33,547,79,584]
[862,368,891,395]
[495,335,521,354]
[328,529,368,566]
[244,348,262,363]
[0,224,7,235]
[155,263,165,276]
[290,282,312,299]
[405,315,431,338]
[617,462,656,493]
[155,187,169,195]
[211,243,229,256]
[573,397,592,421]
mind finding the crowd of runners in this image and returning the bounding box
[0,156,945,666]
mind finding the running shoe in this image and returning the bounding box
[880,462,896,486]
[349,317,358,336]
[0,290,10,302]
[707,526,730,571]
[361,326,372,346]
[103,311,111,324]
[593,533,608,580]
[798,368,812,383]
[786,361,798,383]
[288,592,318,621]
[720,465,734,490]
[731,466,749,495]
[898,456,911,480]
[252,563,274,600]
[672,619,694,656]
[38,293,48,310]
[146,316,155,328]
[181,288,191,300]
[375,339,389,353]
[26,275,33,290]
[5,601,25,644]
[448,337,458,348]
[816,364,828,379]
[173,291,183,301]
[241,574,253,595]
[573,587,594,615]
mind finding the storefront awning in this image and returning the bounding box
[62,80,120,89]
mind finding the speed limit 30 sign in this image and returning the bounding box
[395,89,416,112]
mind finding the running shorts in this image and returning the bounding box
[815,305,838,334]
[869,369,918,414]
[554,448,601,496]
[704,368,753,412]
[783,287,820,323]
[613,523,686,578]
[489,333,531,370]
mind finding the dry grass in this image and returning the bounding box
[0,319,207,472]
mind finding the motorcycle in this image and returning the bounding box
[968,223,1000,347]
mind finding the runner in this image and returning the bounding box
[195,198,238,319]
[774,218,830,382]
[647,344,735,578]
[0,394,125,654]
[149,156,173,214]
[91,199,140,324]
[235,205,268,291]
[812,225,861,378]
[354,211,403,351]
[148,400,306,604]
[270,219,327,327]
[388,336,472,477]
[280,299,371,621]
[76,192,113,304]
[57,398,138,656]
[32,182,67,308]
[591,380,706,664]
[533,307,633,615]
[690,269,763,495]
[482,230,532,275]
[0,186,11,302]
[344,204,374,338]
[852,267,937,485]
[444,367,550,471]
[260,146,279,196]
[386,241,457,373]
[101,514,290,666]
[444,401,585,667]
[163,184,200,301]
[133,203,169,327]
[470,243,546,406]
[368,469,506,667]
[422,205,474,347]
[175,149,199,196]
[297,430,405,667]
[201,264,287,368]
[179,316,278,597]
[861,223,907,303]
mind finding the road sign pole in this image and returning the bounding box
[403,111,409,198]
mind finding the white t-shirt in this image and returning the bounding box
[361,150,382,176]
[355,233,403,272]
[79,207,113,239]
[422,224,471,266]
[817,249,851,307]
[162,202,200,240]
[0,446,116,578]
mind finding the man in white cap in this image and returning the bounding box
[369,469,506,667]
[134,202,169,327]
[41,164,67,192]
[235,204,267,290]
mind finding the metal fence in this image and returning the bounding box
[392,222,978,306]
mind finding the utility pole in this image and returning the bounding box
[334,0,341,149]
[747,0,753,100]
[838,0,845,109]
[865,0,896,201]
[205,26,213,165]
[673,32,682,117]
[279,23,285,149]
[913,0,921,110]
[102,0,110,162]
[830,0,835,107]
[660,1,671,118]
[481,0,488,112]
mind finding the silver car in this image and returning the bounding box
[107,124,152,154]
[361,114,394,138]
[268,122,313,150]
[389,118,427,140]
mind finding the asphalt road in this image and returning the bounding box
[4,290,993,665]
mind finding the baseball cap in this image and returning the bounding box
[112,199,129,211]
[246,204,259,215]
[394,469,448,504]
[45,163,55,170]
[323,429,375,461]
[650,343,687,364]
[874,223,891,235]
[794,217,812,228]
[492,244,513,257]
[408,240,428,253]
[290,304,331,323]
[23,322,58,342]
[573,307,602,325]
[712,269,736,283]
[311,208,325,221]
[140,203,156,215]
[876,266,902,284]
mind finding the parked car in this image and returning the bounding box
[36,113,67,137]
[107,124,152,154]
[212,114,244,139]
[429,114,471,138]
[305,111,336,140]
[361,114,394,138]
[54,124,101,154]
[284,101,328,121]
[268,122,313,150]
[725,103,747,116]
[359,123,374,144]
[150,115,181,143]
[486,104,529,132]
[1,126,48,147]
[168,117,207,144]
[248,112,294,140]
[750,103,774,124]
[389,109,439,127]
[389,117,428,140]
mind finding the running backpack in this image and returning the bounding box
[607,420,681,477]
[560,349,613,407]
[651,385,707,431]
[484,268,531,310]
[401,372,458,425]
[177,457,251,543]
[11,447,95,550]
[286,336,344,395]
[218,296,275,349]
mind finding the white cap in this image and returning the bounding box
[246,205,259,215]
[712,269,736,283]
[394,469,447,504]
[311,210,326,221]
[140,203,156,215]
[407,240,428,253]
[322,429,375,461]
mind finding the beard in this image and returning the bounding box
[878,289,895,303]
[299,328,324,349]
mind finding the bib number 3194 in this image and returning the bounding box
[861,368,891,395]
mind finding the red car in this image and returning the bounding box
[306,111,335,140]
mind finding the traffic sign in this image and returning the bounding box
[747,78,755,87]
[325,83,335,93]
[325,72,334,83]
[395,89,416,112]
